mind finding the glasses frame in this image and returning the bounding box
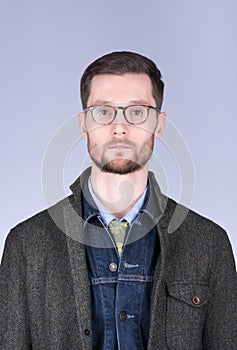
[84,104,160,125]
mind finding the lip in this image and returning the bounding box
[110,143,130,150]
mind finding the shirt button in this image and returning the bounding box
[119,311,127,322]
[192,296,201,305]
[84,329,90,336]
[109,262,118,272]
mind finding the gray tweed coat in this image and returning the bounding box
[0,168,237,349]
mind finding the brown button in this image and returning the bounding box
[192,296,201,305]
[109,262,118,272]
[84,329,90,336]
[119,311,127,322]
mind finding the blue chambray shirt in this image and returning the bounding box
[82,174,161,350]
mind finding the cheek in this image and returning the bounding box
[133,120,157,136]
[86,120,101,133]
[131,129,154,144]
[87,128,109,148]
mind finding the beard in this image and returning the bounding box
[88,137,154,175]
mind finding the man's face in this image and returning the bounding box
[79,73,166,174]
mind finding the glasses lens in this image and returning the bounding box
[92,106,114,125]
[125,106,148,124]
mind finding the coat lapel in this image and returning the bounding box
[63,179,92,349]
[147,173,173,349]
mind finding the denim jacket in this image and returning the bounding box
[82,177,161,349]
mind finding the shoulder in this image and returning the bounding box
[149,171,227,239]
[163,197,233,256]
[4,194,77,253]
[159,196,229,247]
[163,196,225,233]
[162,198,236,282]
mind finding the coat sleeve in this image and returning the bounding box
[0,229,31,349]
[203,229,237,349]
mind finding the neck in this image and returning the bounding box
[90,163,148,219]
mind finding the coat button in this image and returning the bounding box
[192,296,201,305]
[109,262,118,272]
[119,311,127,322]
[84,329,90,336]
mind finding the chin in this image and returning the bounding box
[101,159,142,175]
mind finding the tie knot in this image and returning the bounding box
[108,219,129,256]
[108,219,129,231]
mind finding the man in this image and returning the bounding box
[0,51,236,349]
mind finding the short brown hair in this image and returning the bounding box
[80,51,164,110]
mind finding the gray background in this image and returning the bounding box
[1,0,236,261]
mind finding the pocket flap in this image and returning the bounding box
[166,282,210,307]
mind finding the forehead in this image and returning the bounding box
[87,73,155,106]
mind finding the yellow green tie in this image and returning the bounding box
[108,219,129,256]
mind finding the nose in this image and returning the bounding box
[114,108,127,123]
[111,109,128,135]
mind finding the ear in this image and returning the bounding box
[154,112,166,139]
[78,112,87,138]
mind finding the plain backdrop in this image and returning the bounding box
[0,0,236,262]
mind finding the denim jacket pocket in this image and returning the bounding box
[165,282,210,350]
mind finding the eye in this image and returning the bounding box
[130,106,146,116]
[92,106,114,124]
[94,106,112,116]
[132,109,143,116]
[99,108,110,116]
[127,106,146,119]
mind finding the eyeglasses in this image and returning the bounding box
[84,105,159,125]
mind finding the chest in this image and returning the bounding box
[85,222,160,350]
